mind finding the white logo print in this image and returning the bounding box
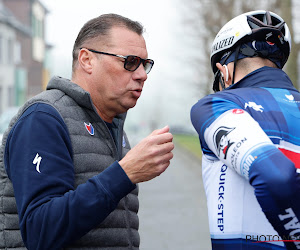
[285,94,294,101]
[245,102,264,112]
[33,153,42,173]
[122,136,126,148]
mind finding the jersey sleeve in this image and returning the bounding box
[203,108,276,179]
[5,103,136,249]
[191,96,300,250]
[191,94,244,158]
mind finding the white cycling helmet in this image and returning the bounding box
[211,10,291,92]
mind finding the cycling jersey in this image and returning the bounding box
[191,66,300,250]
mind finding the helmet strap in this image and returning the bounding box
[219,73,226,90]
[232,44,241,86]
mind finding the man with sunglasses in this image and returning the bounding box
[0,14,174,249]
[191,10,300,250]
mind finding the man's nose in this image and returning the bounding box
[133,64,148,82]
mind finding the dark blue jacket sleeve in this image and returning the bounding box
[4,103,136,249]
[249,148,300,250]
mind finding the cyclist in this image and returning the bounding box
[191,10,300,250]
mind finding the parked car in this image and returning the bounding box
[0,107,19,142]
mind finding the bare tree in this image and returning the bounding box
[181,0,299,96]
[280,0,300,89]
[180,0,236,97]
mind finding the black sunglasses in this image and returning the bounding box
[81,48,154,74]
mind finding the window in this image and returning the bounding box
[14,41,21,64]
[32,15,44,39]
[8,86,14,107]
[0,86,3,113]
[0,35,3,64]
[7,38,13,64]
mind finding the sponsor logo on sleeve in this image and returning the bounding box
[232,109,244,114]
[213,126,235,160]
[240,154,256,179]
[33,153,42,173]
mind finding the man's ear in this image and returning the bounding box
[78,49,93,74]
[216,62,232,88]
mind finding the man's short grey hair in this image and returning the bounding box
[72,13,144,72]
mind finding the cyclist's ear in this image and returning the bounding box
[216,63,233,90]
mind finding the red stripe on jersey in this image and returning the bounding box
[279,148,300,169]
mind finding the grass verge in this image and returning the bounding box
[173,134,202,160]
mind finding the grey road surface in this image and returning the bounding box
[138,143,212,250]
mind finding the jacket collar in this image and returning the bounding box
[47,76,127,122]
[227,66,298,91]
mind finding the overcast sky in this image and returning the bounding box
[40,0,201,138]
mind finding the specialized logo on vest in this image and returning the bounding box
[33,153,42,173]
[84,122,94,135]
[213,126,235,159]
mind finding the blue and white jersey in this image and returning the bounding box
[191,67,300,250]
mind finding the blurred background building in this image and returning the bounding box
[0,0,51,114]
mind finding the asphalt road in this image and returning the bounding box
[138,143,212,250]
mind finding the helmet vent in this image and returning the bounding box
[248,20,260,30]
